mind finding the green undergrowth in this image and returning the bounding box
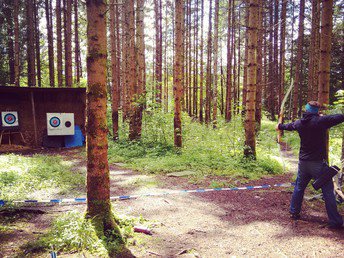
[0,154,84,202]
[108,112,284,181]
[20,210,145,257]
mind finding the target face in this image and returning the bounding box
[4,114,16,124]
[49,117,61,127]
[1,112,19,127]
[47,113,74,135]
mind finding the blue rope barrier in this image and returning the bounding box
[0,182,295,207]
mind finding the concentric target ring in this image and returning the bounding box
[49,117,61,128]
[4,113,16,125]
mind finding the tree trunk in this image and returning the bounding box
[127,0,140,141]
[274,0,279,111]
[129,0,145,140]
[193,0,199,117]
[255,0,263,131]
[155,0,163,105]
[205,0,213,125]
[279,0,287,111]
[86,0,116,234]
[308,0,320,101]
[74,0,81,85]
[174,0,184,147]
[14,0,20,86]
[110,0,120,141]
[292,0,305,120]
[34,0,41,87]
[318,0,333,162]
[225,0,232,122]
[244,0,258,158]
[199,0,204,123]
[242,5,249,117]
[4,0,15,85]
[45,0,55,87]
[267,0,274,119]
[64,0,73,87]
[164,1,169,112]
[212,0,219,128]
[27,0,36,87]
[56,0,63,87]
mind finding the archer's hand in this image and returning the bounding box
[276,123,281,131]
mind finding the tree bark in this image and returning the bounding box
[205,0,213,125]
[199,0,204,123]
[292,0,305,119]
[255,0,263,131]
[174,0,184,147]
[34,0,41,87]
[110,0,120,141]
[56,0,63,87]
[127,0,140,141]
[317,0,333,162]
[4,0,15,85]
[27,0,36,87]
[64,0,73,87]
[225,0,232,122]
[244,0,258,158]
[45,0,55,87]
[279,0,287,111]
[74,0,81,85]
[155,0,163,105]
[307,0,320,101]
[86,0,115,232]
[14,0,20,86]
[212,0,219,128]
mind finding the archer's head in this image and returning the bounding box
[305,101,322,114]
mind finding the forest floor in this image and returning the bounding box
[0,147,343,257]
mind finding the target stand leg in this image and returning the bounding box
[0,130,4,145]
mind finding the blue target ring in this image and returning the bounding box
[4,114,16,125]
[49,117,61,128]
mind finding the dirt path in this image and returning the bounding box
[0,148,343,257]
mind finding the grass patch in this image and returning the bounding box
[0,154,84,202]
[20,210,145,257]
[108,112,283,181]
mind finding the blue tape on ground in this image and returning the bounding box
[74,198,86,202]
[0,182,295,206]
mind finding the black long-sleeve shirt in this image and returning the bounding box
[278,113,344,161]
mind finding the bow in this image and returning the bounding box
[277,78,293,144]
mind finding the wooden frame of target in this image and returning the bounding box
[1,111,19,130]
[47,113,75,136]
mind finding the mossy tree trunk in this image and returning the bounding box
[225,0,232,122]
[318,0,333,162]
[174,0,184,147]
[86,0,116,232]
[110,0,120,140]
[244,0,258,158]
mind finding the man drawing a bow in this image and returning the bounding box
[276,101,344,229]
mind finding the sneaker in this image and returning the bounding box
[290,213,301,220]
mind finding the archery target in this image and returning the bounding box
[47,113,75,135]
[1,112,19,127]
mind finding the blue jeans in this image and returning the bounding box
[290,160,343,227]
